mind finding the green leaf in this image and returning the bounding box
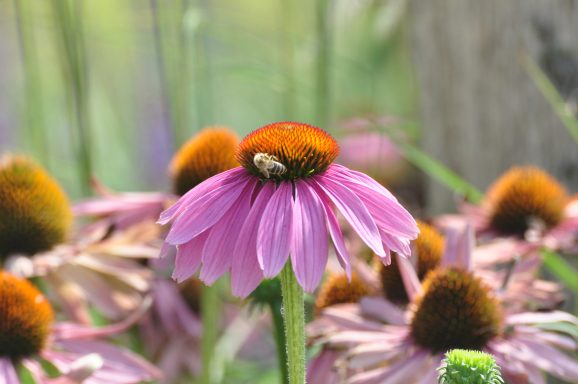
[541,249,578,293]
[523,54,578,146]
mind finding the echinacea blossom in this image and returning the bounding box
[0,156,156,323]
[458,166,578,253]
[0,271,160,384]
[308,222,578,384]
[169,126,240,196]
[159,122,419,296]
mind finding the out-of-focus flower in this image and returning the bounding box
[459,166,578,253]
[160,122,418,297]
[308,222,578,384]
[377,220,444,305]
[169,127,239,196]
[73,177,173,231]
[438,349,504,384]
[0,155,156,323]
[0,155,72,259]
[338,131,406,185]
[0,271,160,384]
[139,278,203,382]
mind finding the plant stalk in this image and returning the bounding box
[280,262,306,384]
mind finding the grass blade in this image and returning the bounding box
[523,54,578,146]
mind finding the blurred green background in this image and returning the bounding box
[0,0,416,198]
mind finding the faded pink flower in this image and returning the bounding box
[159,122,418,297]
[0,271,160,384]
[307,222,578,384]
[457,166,578,253]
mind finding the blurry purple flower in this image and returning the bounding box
[159,122,418,297]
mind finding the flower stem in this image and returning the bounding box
[268,300,289,384]
[201,282,220,384]
[280,262,306,384]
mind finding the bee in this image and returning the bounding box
[253,153,287,178]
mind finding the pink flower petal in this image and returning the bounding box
[307,349,341,384]
[291,182,329,291]
[230,184,275,298]
[328,165,418,239]
[158,167,245,225]
[53,297,152,341]
[0,358,19,384]
[165,175,250,244]
[349,349,430,384]
[395,254,423,302]
[312,177,385,257]
[316,186,351,278]
[172,231,210,283]
[257,182,294,278]
[359,296,407,326]
[506,311,578,326]
[200,180,257,284]
[439,218,474,270]
[50,340,162,383]
[506,338,578,381]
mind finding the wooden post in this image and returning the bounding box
[410,0,578,214]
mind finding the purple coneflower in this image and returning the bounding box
[160,122,419,296]
[308,223,578,384]
[0,155,156,323]
[0,271,160,384]
[459,166,578,252]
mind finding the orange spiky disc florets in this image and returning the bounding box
[315,273,371,314]
[486,166,568,235]
[0,155,72,259]
[379,220,444,304]
[170,127,240,195]
[410,268,501,353]
[0,271,54,359]
[236,122,339,181]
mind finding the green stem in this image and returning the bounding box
[280,263,306,384]
[268,300,289,384]
[201,282,220,384]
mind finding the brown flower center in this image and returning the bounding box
[236,122,339,181]
[0,156,72,259]
[170,127,240,195]
[486,166,567,235]
[379,221,444,304]
[0,271,54,359]
[410,268,501,353]
[315,273,371,314]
